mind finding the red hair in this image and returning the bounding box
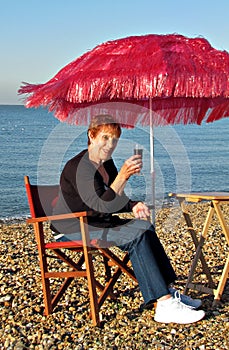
[87,115,121,145]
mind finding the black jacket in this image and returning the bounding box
[51,150,136,234]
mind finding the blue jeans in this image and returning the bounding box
[119,226,176,304]
[56,221,176,304]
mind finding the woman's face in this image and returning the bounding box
[89,128,119,163]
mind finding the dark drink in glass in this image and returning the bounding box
[134,145,143,157]
[134,145,143,175]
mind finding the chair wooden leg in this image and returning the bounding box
[52,248,85,270]
[80,217,100,326]
[97,252,132,309]
[98,247,136,282]
[34,222,53,315]
[103,256,112,282]
[50,277,74,311]
[42,279,53,315]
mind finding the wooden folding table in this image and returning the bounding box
[169,192,229,304]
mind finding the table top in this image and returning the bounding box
[169,192,229,202]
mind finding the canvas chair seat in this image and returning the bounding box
[24,175,136,326]
[45,239,99,249]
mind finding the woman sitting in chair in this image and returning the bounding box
[51,114,205,324]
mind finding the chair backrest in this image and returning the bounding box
[24,176,59,218]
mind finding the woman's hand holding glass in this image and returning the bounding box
[119,155,143,180]
[110,155,142,195]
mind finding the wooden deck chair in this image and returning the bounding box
[24,176,136,326]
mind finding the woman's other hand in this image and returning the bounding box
[132,202,151,219]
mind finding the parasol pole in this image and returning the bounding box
[149,97,155,224]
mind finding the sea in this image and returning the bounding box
[0,105,229,222]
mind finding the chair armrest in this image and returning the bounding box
[26,211,93,224]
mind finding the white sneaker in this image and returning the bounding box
[169,287,202,309]
[154,295,205,324]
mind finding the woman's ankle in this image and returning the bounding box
[157,294,172,302]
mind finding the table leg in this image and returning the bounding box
[212,201,229,303]
[179,199,215,293]
[213,255,229,305]
[213,201,229,245]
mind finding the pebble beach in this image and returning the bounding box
[1,203,229,350]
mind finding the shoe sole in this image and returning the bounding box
[154,312,205,324]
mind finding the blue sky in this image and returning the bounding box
[1,0,229,104]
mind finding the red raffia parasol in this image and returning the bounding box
[18,33,229,126]
[18,34,229,217]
